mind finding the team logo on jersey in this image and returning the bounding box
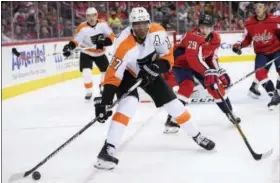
[252,29,273,44]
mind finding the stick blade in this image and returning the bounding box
[254,148,273,160]
[8,173,25,182]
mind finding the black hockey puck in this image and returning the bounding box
[32,171,41,180]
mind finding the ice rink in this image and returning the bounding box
[2,61,280,183]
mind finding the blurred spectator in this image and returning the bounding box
[40,26,50,39]
[108,10,123,34]
[3,1,279,44]
[74,2,87,25]
[272,2,280,16]
[238,2,250,19]
[63,20,73,37]
[178,5,188,21]
[13,6,27,25]
[97,3,108,20]
[153,6,164,23]
[237,19,245,30]
[56,17,64,37]
[13,25,25,40]
[2,25,12,43]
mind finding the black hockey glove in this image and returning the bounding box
[94,96,113,123]
[63,41,76,57]
[232,43,242,55]
[137,63,160,88]
[90,34,112,50]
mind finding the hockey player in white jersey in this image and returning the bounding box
[63,7,115,100]
[93,7,215,170]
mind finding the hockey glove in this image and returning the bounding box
[232,43,242,55]
[94,96,113,123]
[137,64,160,88]
[218,68,231,88]
[90,34,112,50]
[204,69,219,88]
[63,41,76,57]
[62,44,71,57]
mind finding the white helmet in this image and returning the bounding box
[129,7,150,24]
[86,7,98,15]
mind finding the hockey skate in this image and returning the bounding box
[193,132,215,151]
[94,141,119,170]
[248,82,261,99]
[226,112,241,124]
[85,92,93,100]
[164,115,180,134]
[268,91,280,110]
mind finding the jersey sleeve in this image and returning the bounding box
[153,31,174,68]
[101,21,115,43]
[103,35,135,87]
[203,33,221,69]
[71,23,87,46]
[240,27,252,48]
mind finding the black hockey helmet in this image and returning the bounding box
[199,13,214,26]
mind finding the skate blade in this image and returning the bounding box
[248,91,260,99]
[164,127,179,134]
[94,159,116,170]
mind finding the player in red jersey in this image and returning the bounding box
[232,2,280,109]
[164,14,241,133]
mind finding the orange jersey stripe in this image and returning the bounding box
[71,22,89,46]
[112,112,130,126]
[84,82,93,88]
[175,111,191,124]
[104,34,136,86]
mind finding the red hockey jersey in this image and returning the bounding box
[174,28,221,70]
[240,14,280,54]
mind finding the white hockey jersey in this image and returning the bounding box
[104,23,173,87]
[71,19,115,57]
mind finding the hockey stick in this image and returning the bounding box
[8,79,142,182]
[227,56,280,89]
[214,84,273,161]
[11,46,97,60]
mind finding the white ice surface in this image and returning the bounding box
[2,62,280,183]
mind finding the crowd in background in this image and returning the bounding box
[2,1,280,43]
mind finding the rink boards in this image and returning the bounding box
[2,33,255,100]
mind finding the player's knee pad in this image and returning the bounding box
[82,68,93,85]
[255,68,269,82]
[207,84,226,101]
[177,79,194,98]
[163,99,191,124]
[114,96,138,125]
